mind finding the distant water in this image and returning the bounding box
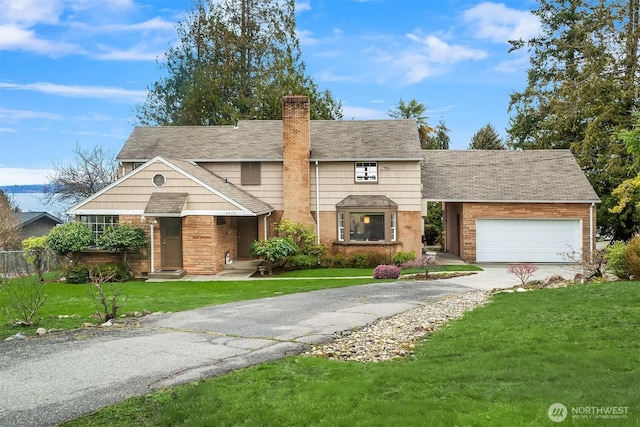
[9,193,66,218]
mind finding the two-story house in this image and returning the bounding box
[68,96,424,276]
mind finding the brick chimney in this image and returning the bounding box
[282,95,314,227]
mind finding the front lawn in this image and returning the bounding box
[64,281,640,426]
[0,274,388,339]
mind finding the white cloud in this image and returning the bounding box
[0,0,64,26]
[71,17,175,33]
[0,82,146,103]
[390,34,487,84]
[0,167,53,185]
[296,29,318,47]
[0,23,82,56]
[296,1,311,12]
[463,2,541,43]
[495,54,530,73]
[0,127,17,132]
[0,108,63,121]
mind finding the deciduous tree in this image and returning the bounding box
[44,144,118,207]
[0,190,21,250]
[137,0,341,126]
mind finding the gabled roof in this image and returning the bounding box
[67,157,273,216]
[19,212,63,227]
[422,150,600,203]
[117,120,422,162]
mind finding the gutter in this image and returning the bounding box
[315,160,321,244]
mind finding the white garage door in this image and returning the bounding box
[476,219,582,263]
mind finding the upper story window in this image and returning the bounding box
[132,162,145,170]
[241,162,261,185]
[355,162,377,183]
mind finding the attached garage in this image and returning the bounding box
[422,150,601,263]
[476,219,582,263]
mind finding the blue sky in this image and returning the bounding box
[0,0,541,186]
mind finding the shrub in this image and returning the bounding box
[287,255,319,270]
[250,237,298,275]
[366,252,390,268]
[424,224,441,246]
[604,241,629,278]
[624,235,640,278]
[373,264,401,279]
[92,262,129,282]
[393,251,416,265]
[346,253,369,268]
[46,222,94,264]
[22,236,48,282]
[401,253,439,277]
[97,224,147,276]
[507,263,539,286]
[323,254,346,268]
[62,263,89,284]
[2,279,47,326]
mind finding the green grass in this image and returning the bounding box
[275,264,482,278]
[0,273,388,339]
[64,281,640,426]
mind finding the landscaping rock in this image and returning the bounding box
[573,273,585,284]
[35,328,47,336]
[603,273,620,282]
[543,274,565,287]
[306,290,491,363]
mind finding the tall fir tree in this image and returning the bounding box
[507,0,640,239]
[469,123,505,150]
[137,0,342,126]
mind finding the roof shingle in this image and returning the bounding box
[117,120,422,162]
[422,150,600,202]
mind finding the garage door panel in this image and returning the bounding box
[476,219,581,263]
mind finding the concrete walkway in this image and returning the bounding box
[0,261,576,426]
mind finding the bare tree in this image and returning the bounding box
[44,144,118,206]
[0,190,21,250]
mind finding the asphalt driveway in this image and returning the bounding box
[0,279,471,427]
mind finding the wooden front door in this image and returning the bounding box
[160,217,183,269]
[236,217,257,259]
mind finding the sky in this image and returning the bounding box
[0,0,541,186]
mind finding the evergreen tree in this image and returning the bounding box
[424,119,451,150]
[507,0,640,239]
[469,123,505,150]
[137,0,342,125]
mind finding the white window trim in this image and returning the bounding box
[390,211,397,242]
[337,212,345,242]
[355,162,378,183]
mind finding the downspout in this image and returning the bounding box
[263,211,273,240]
[315,160,321,244]
[589,202,595,264]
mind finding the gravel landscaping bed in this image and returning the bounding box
[305,290,492,363]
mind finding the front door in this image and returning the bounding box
[160,217,183,269]
[236,217,257,259]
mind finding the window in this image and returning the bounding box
[152,174,165,187]
[337,212,344,241]
[349,213,385,241]
[355,162,377,182]
[390,212,397,242]
[241,162,261,185]
[132,162,145,170]
[79,215,119,244]
[335,196,398,243]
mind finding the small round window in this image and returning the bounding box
[152,174,166,187]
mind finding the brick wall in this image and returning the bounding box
[182,216,236,275]
[455,202,595,262]
[282,95,315,228]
